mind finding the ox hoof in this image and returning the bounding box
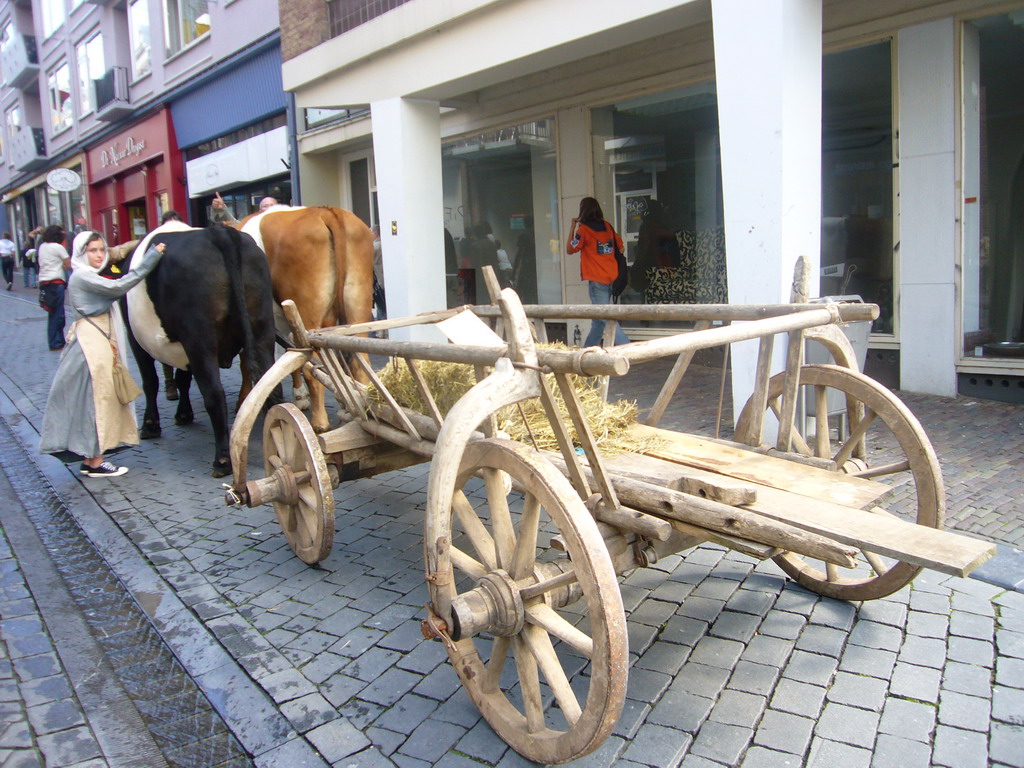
[140,424,161,440]
[294,396,311,411]
[175,413,195,426]
[211,462,231,479]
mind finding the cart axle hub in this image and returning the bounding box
[449,570,524,641]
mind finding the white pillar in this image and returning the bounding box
[371,97,447,341]
[712,0,823,422]
[897,20,958,397]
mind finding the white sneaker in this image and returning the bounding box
[80,461,128,478]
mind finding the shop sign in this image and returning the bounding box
[99,136,148,169]
[46,167,82,192]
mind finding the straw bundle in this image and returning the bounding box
[370,355,663,456]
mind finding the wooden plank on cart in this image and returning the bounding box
[630,424,887,508]
[605,450,995,578]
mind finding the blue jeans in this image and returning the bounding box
[46,283,66,349]
[585,281,630,347]
[23,263,37,288]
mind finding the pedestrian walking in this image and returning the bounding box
[39,231,167,478]
[37,226,71,350]
[0,231,15,289]
[21,229,39,288]
[566,197,629,346]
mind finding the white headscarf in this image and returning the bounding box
[71,230,110,274]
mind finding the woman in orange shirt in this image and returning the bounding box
[567,197,629,346]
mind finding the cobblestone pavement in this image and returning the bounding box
[0,281,1022,767]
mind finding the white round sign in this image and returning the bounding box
[46,168,82,192]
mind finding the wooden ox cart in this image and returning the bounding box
[225,262,994,765]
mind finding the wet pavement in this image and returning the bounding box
[0,275,1022,767]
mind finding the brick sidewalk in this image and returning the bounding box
[0,284,1021,767]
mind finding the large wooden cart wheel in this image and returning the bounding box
[429,439,627,765]
[735,364,944,600]
[262,403,334,564]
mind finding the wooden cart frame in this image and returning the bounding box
[226,262,994,764]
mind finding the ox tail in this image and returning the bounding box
[206,226,262,387]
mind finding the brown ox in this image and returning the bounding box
[240,206,374,432]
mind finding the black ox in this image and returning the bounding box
[118,225,281,477]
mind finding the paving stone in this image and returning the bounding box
[395,719,466,765]
[992,685,1024,724]
[758,611,807,641]
[740,635,794,668]
[727,659,780,697]
[708,689,766,727]
[806,736,871,768]
[871,733,933,768]
[995,656,1024,688]
[796,624,848,658]
[770,678,826,719]
[684,720,750,764]
[410,663,461,702]
[625,667,672,703]
[35,726,101,768]
[906,610,949,639]
[878,696,936,743]
[279,693,337,732]
[688,636,744,670]
[306,718,372,764]
[260,668,318,704]
[941,663,991,703]
[848,620,902,652]
[782,650,838,686]
[647,688,713,733]
[338,698,385,731]
[665,662,730,700]
[825,671,888,712]
[662,615,709,647]
[709,610,761,643]
[989,721,1024,768]
[634,640,690,676]
[909,590,950,615]
[676,597,726,624]
[753,709,814,755]
[898,635,948,669]
[855,600,907,629]
[808,599,857,631]
[612,698,651,740]
[773,587,818,616]
[949,611,995,641]
[837,644,897,679]
[888,661,941,703]
[997,628,1024,659]
[26,699,86,735]
[816,702,880,749]
[932,725,988,768]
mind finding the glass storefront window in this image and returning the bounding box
[962,13,1024,361]
[822,41,895,334]
[441,119,559,309]
[591,83,726,309]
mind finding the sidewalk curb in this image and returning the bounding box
[0,379,331,766]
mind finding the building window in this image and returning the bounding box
[128,0,151,79]
[76,33,103,115]
[5,105,21,166]
[41,0,66,38]
[962,12,1024,360]
[327,0,411,38]
[47,62,73,134]
[164,0,210,55]
[442,119,559,309]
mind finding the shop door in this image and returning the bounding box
[125,200,148,240]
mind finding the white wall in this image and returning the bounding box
[898,19,958,396]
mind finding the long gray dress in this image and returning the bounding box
[40,245,164,460]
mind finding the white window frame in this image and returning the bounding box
[128,0,151,79]
[41,0,66,39]
[163,0,210,56]
[6,104,21,167]
[47,61,73,135]
[76,32,103,116]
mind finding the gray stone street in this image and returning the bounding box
[0,283,1022,767]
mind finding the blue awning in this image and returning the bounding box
[170,45,285,149]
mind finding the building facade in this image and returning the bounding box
[0,0,287,250]
[281,0,1024,408]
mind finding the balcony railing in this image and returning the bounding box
[94,66,132,121]
[327,0,411,38]
[0,33,38,89]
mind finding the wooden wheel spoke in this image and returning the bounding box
[483,636,511,693]
[862,549,890,576]
[525,603,594,658]
[814,385,830,459]
[512,636,545,733]
[269,424,286,461]
[832,408,877,466]
[769,398,814,456]
[484,468,516,569]
[522,624,582,726]
[450,545,488,580]
[852,459,911,479]
[510,494,541,581]
[519,569,578,601]
[453,491,497,571]
[825,562,840,582]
